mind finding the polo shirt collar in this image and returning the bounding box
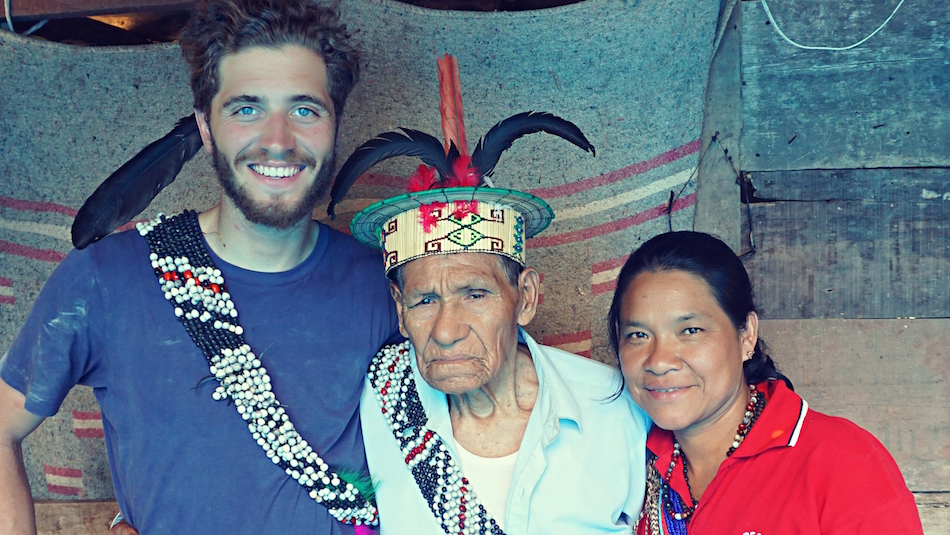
[644,380,810,500]
[519,327,584,437]
[732,380,809,458]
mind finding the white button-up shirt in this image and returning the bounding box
[361,328,649,535]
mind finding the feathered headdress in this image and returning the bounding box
[341,54,595,274]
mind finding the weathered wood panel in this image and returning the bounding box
[741,0,950,171]
[918,493,950,535]
[759,319,950,493]
[1,0,190,21]
[35,500,117,535]
[695,0,744,252]
[743,169,950,319]
[751,167,950,202]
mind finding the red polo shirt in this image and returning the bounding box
[639,380,923,535]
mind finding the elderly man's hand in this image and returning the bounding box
[109,520,138,535]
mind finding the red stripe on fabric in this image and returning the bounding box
[0,295,14,305]
[0,240,67,263]
[544,330,591,346]
[0,196,77,217]
[117,220,145,232]
[527,193,696,248]
[576,350,592,359]
[44,465,82,478]
[72,410,102,420]
[0,277,12,286]
[528,140,700,199]
[592,279,619,296]
[354,172,408,190]
[46,484,82,496]
[591,255,629,274]
[74,428,105,439]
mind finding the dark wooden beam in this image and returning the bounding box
[1,0,190,22]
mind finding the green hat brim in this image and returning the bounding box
[350,187,554,248]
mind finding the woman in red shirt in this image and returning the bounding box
[608,231,923,535]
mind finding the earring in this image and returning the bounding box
[744,350,754,361]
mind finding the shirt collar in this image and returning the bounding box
[644,380,810,461]
[519,327,584,435]
[644,380,810,500]
[732,379,809,457]
[406,328,585,439]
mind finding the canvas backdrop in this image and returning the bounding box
[0,0,718,500]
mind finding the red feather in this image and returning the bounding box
[408,165,437,192]
[418,202,447,233]
[444,155,480,188]
[437,54,469,157]
[452,200,479,220]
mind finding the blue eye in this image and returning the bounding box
[236,106,258,116]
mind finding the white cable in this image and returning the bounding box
[23,18,46,35]
[759,0,906,51]
[4,0,14,33]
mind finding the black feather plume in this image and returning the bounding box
[328,128,453,218]
[71,115,203,249]
[470,111,595,178]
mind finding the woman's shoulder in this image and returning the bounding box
[796,406,911,496]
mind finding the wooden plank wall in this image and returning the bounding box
[740,0,950,171]
[696,1,950,532]
[745,168,950,319]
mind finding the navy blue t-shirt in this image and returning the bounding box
[1,222,399,534]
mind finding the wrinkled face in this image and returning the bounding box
[617,270,757,438]
[196,45,336,229]
[391,253,537,395]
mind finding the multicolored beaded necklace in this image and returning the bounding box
[138,211,378,526]
[367,341,506,535]
[641,383,766,535]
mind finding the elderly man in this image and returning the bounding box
[334,111,650,534]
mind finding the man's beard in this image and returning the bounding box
[211,140,335,230]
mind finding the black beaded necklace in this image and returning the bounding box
[367,341,506,535]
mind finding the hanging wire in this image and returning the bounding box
[3,0,47,35]
[760,0,906,51]
[666,137,712,232]
[711,135,757,258]
[24,19,47,35]
[4,0,14,32]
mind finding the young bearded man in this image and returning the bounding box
[0,1,397,533]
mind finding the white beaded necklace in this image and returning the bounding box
[139,211,378,526]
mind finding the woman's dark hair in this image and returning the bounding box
[607,231,793,390]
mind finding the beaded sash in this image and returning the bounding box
[138,211,378,526]
[367,342,506,535]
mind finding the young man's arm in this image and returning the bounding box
[0,378,45,535]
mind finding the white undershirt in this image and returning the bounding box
[453,442,518,530]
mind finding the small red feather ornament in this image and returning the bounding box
[408,165,437,192]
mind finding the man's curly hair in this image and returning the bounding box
[179,0,360,122]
